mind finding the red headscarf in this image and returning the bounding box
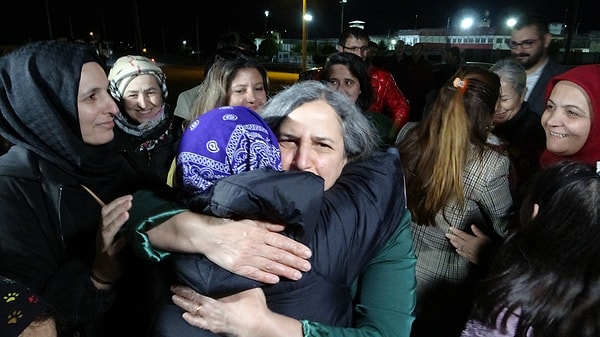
[539,64,600,168]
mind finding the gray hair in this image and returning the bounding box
[259,80,377,162]
[489,58,527,97]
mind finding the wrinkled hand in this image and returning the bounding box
[172,285,267,336]
[445,225,492,264]
[92,195,132,287]
[201,217,312,284]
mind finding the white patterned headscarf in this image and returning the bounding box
[108,55,168,102]
[108,55,169,137]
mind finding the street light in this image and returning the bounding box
[460,17,474,29]
[506,17,517,28]
[303,13,313,71]
[264,10,269,34]
[339,0,347,33]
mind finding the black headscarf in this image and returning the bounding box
[0,40,125,186]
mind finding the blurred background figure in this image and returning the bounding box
[403,43,434,122]
[434,46,464,89]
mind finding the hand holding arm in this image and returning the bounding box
[445,225,492,265]
[171,285,303,337]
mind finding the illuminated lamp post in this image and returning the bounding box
[506,17,517,28]
[265,10,270,35]
[339,0,347,33]
[460,17,474,29]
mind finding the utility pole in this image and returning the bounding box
[302,0,307,71]
[340,0,347,33]
[264,10,269,35]
[45,0,53,39]
[133,0,143,52]
[563,0,580,64]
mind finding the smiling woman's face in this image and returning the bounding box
[227,67,267,112]
[493,80,524,124]
[541,81,592,157]
[78,62,119,145]
[121,74,164,124]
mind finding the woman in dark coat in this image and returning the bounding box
[0,40,154,336]
[489,58,546,198]
[108,55,182,184]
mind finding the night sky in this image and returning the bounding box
[1,0,598,54]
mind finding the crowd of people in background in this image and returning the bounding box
[1,11,599,337]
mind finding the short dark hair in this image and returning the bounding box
[513,14,549,35]
[338,27,369,46]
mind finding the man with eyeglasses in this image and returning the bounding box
[337,27,410,139]
[510,14,566,116]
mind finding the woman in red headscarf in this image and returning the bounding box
[539,64,600,168]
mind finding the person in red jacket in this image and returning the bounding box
[337,27,410,140]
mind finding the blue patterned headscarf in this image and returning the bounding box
[177,106,281,195]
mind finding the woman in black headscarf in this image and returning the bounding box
[0,40,150,336]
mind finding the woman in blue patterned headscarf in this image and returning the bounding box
[177,105,281,197]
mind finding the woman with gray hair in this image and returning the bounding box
[125,80,416,336]
[261,79,377,164]
[489,58,546,193]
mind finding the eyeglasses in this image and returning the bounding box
[507,38,540,50]
[342,45,369,52]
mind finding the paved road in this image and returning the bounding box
[161,64,301,109]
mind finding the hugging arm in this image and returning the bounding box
[171,210,417,337]
[173,169,325,296]
[177,149,408,296]
[123,188,313,285]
